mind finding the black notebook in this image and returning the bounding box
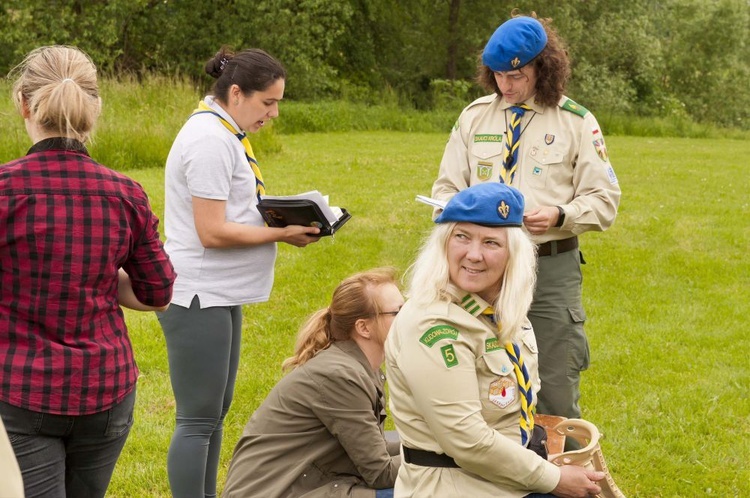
[256,191,351,237]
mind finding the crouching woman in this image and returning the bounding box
[222,268,403,498]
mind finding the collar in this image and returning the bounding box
[499,97,544,114]
[333,340,386,386]
[446,284,493,318]
[27,137,89,156]
[203,95,243,133]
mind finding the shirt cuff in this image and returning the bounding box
[533,460,562,493]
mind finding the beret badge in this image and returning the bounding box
[497,200,510,219]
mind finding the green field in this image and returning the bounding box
[104,132,750,497]
[0,77,747,496]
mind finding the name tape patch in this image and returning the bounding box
[419,325,459,347]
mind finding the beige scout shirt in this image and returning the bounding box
[223,340,400,498]
[432,94,621,244]
[384,287,560,497]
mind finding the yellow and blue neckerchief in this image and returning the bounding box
[470,299,534,446]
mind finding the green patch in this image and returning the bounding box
[476,161,494,181]
[461,294,481,314]
[441,344,458,368]
[485,338,503,352]
[474,134,503,143]
[419,325,459,347]
[560,97,589,118]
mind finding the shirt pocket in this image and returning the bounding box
[525,140,566,189]
[520,326,538,355]
[477,352,518,419]
[469,141,505,182]
[519,327,541,392]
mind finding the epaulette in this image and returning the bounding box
[465,93,498,111]
[559,97,589,118]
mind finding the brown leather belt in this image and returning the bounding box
[402,446,459,468]
[537,236,578,257]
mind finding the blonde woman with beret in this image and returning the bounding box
[385,183,604,497]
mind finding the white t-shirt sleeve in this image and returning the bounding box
[184,131,236,201]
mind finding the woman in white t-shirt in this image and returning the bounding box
[158,46,321,498]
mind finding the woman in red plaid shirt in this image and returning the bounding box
[0,45,176,498]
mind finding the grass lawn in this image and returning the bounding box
[103,131,750,497]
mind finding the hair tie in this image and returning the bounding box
[61,78,74,84]
[219,57,229,72]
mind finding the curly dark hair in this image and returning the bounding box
[476,12,570,108]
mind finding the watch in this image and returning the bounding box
[554,206,565,228]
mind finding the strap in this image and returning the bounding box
[402,447,459,468]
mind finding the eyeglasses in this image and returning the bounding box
[377,311,400,316]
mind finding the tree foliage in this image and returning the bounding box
[1,0,748,128]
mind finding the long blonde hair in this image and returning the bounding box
[407,223,537,342]
[10,45,101,143]
[282,268,398,371]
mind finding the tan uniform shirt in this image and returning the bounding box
[432,94,621,244]
[223,340,399,498]
[384,287,560,497]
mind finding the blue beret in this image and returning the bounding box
[482,17,547,72]
[435,183,525,227]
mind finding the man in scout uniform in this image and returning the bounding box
[431,14,621,421]
[385,182,605,497]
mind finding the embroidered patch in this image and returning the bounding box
[476,161,493,181]
[441,344,458,368]
[461,295,481,315]
[606,166,619,185]
[489,377,516,408]
[532,166,543,176]
[593,138,609,162]
[474,134,503,143]
[485,338,503,352]
[545,134,555,145]
[530,146,539,157]
[497,200,510,219]
[419,325,459,347]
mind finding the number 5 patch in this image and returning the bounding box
[440,344,458,368]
